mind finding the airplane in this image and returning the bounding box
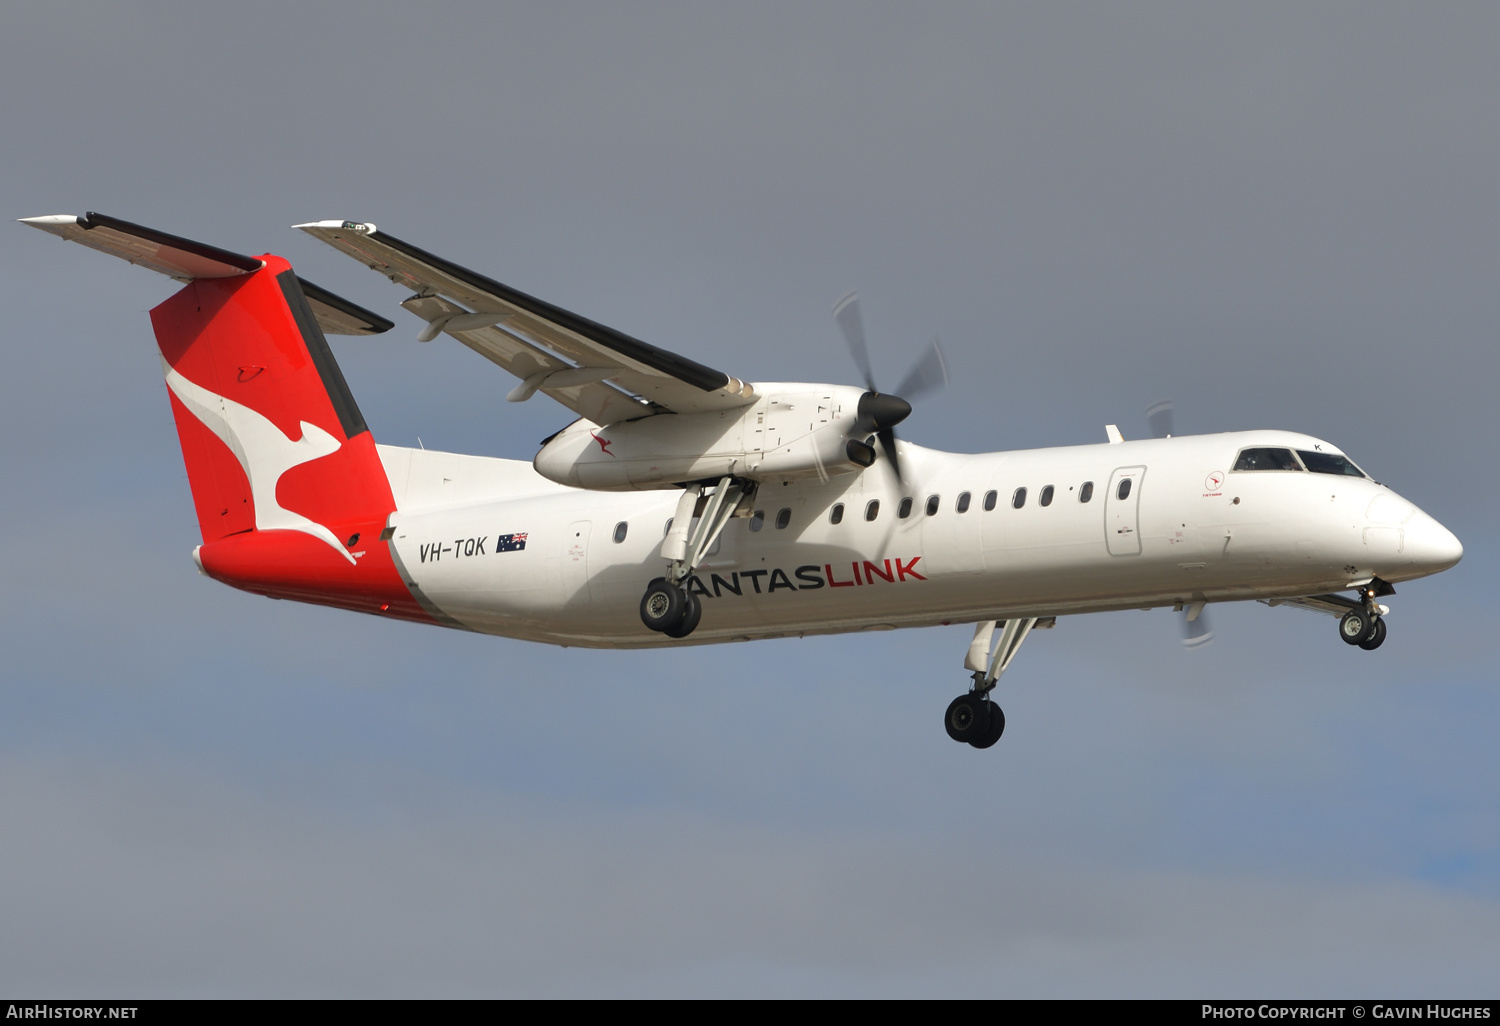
[22,212,1464,750]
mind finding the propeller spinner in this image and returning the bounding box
[832,291,946,484]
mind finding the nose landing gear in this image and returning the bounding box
[1339,608,1387,650]
[1338,578,1392,650]
[1359,617,1387,650]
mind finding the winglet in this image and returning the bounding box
[1105,424,1124,444]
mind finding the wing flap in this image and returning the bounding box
[398,293,651,424]
[295,220,756,420]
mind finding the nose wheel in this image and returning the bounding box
[1339,609,1386,650]
[1339,579,1392,651]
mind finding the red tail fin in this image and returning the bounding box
[151,256,388,544]
[150,256,430,621]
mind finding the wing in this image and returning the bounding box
[294,220,756,424]
[22,212,392,336]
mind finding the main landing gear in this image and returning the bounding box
[945,617,1042,749]
[945,692,1005,749]
[639,476,754,640]
[640,577,702,639]
[1339,578,1393,651]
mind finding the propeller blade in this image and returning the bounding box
[1146,399,1174,439]
[894,336,949,402]
[831,290,937,491]
[876,427,903,486]
[1181,604,1214,648]
[833,291,877,392]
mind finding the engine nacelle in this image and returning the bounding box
[534,383,873,490]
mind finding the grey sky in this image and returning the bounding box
[2,2,1497,995]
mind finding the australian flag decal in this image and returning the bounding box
[496,532,528,553]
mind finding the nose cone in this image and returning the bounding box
[1404,510,1463,574]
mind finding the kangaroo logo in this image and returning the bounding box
[162,358,356,563]
[590,430,616,457]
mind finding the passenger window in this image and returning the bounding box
[749,510,765,532]
[1233,447,1303,472]
[898,497,913,519]
[613,521,628,543]
[1297,450,1367,478]
[830,503,845,525]
[1116,479,1132,501]
[925,495,940,517]
[865,499,880,521]
[1079,481,1093,503]
[984,490,997,512]
[1040,485,1054,507]
[956,491,971,513]
[1012,487,1027,509]
[775,508,792,530]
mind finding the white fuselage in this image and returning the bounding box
[376,429,1462,648]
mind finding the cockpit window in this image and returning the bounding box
[1297,450,1366,478]
[1232,447,1303,472]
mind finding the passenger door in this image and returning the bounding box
[1105,467,1145,556]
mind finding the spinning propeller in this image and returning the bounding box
[1145,399,1175,440]
[1147,399,1214,648]
[832,291,948,484]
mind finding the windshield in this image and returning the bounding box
[1232,447,1302,471]
[1297,449,1366,477]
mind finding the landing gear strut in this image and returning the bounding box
[945,617,1039,749]
[1339,578,1391,651]
[639,476,753,639]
